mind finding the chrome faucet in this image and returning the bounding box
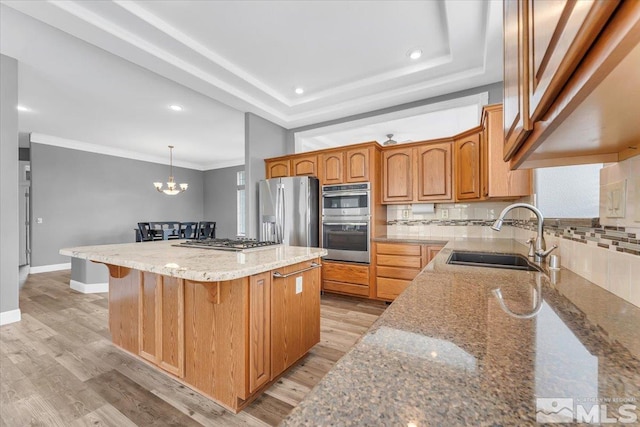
[491,203,557,263]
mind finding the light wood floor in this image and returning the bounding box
[0,270,386,426]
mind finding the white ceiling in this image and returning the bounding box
[296,93,488,152]
[1,0,503,170]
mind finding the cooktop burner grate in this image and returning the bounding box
[174,238,281,252]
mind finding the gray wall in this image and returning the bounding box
[71,258,108,284]
[244,113,288,238]
[204,164,244,239]
[31,143,204,266]
[0,54,19,314]
[285,82,504,146]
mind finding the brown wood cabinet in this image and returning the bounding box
[345,147,370,183]
[527,0,618,123]
[321,152,344,185]
[265,159,290,179]
[504,0,639,168]
[375,242,442,301]
[138,272,185,378]
[104,259,320,413]
[416,142,453,202]
[271,260,321,376]
[382,147,413,203]
[455,131,482,201]
[503,0,532,161]
[322,261,370,297]
[291,155,318,177]
[249,272,271,393]
[483,104,532,198]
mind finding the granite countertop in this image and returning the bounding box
[373,234,449,245]
[60,240,327,282]
[282,238,640,426]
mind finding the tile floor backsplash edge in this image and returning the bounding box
[386,219,640,309]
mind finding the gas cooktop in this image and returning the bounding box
[174,238,281,252]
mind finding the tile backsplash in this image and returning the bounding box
[386,202,640,308]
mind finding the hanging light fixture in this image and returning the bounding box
[153,145,188,195]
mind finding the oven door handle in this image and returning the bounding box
[323,222,368,226]
[322,192,368,197]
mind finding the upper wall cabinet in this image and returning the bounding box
[504,0,640,168]
[416,143,453,202]
[503,0,532,161]
[345,147,370,183]
[320,147,370,185]
[454,132,482,201]
[291,155,318,177]
[265,159,290,179]
[382,147,414,203]
[483,104,532,198]
[321,152,344,185]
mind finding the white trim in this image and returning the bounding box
[30,133,205,171]
[202,158,245,171]
[70,280,108,294]
[0,309,22,326]
[29,262,71,274]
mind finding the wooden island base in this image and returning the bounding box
[104,259,321,413]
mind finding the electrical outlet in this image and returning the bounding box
[36,217,43,224]
[402,209,409,219]
[441,209,449,219]
[295,276,303,294]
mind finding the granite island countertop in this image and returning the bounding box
[282,238,640,426]
[60,240,327,282]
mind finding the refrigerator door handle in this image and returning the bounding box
[280,185,286,244]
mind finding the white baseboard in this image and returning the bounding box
[30,263,71,274]
[0,309,21,326]
[70,280,108,294]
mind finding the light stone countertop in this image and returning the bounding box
[282,238,640,426]
[60,240,327,282]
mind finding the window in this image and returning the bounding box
[237,171,245,236]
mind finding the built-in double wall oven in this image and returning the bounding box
[321,183,370,263]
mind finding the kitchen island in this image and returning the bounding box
[60,240,327,413]
[282,238,640,425]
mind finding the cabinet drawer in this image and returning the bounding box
[376,242,421,256]
[323,280,369,297]
[376,277,411,300]
[322,262,369,286]
[376,266,421,281]
[376,254,421,269]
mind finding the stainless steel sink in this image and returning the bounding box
[447,251,543,272]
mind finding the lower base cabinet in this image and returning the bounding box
[321,261,370,297]
[375,242,443,301]
[105,258,321,413]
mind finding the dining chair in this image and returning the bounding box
[137,222,159,241]
[198,221,216,239]
[164,221,181,240]
[179,222,199,239]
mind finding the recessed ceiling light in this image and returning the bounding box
[408,49,422,60]
[294,87,304,95]
[169,105,183,112]
[17,105,30,112]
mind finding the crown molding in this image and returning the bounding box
[29,133,206,171]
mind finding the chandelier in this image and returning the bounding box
[153,145,188,195]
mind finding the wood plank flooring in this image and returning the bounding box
[0,270,386,426]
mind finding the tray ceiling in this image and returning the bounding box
[3,0,503,128]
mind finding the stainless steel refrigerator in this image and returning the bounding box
[259,176,319,247]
